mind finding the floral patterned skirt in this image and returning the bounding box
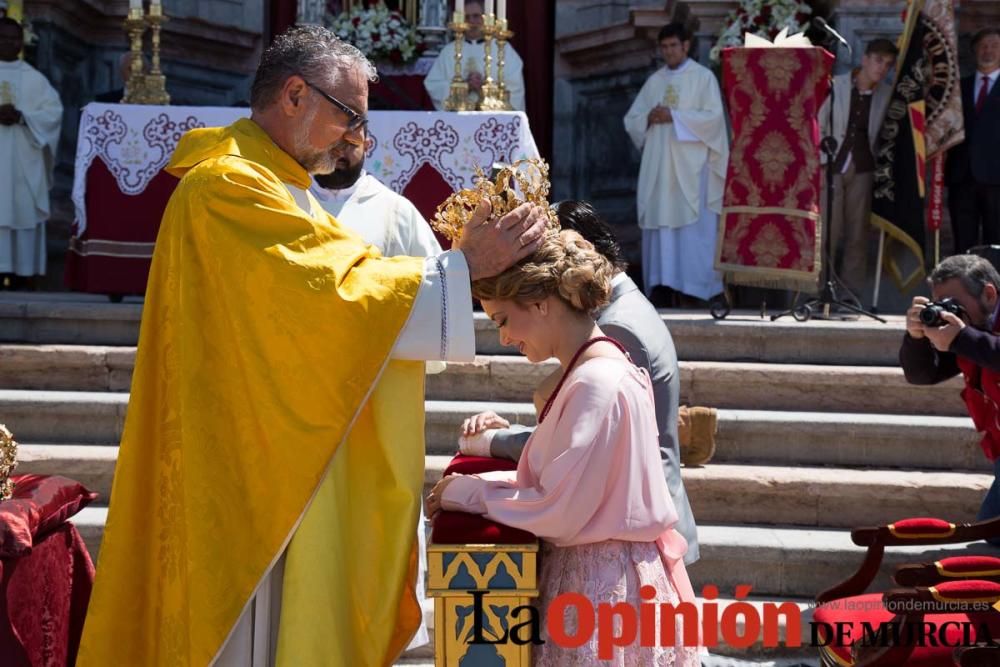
[533,540,701,667]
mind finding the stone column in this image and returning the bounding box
[296,0,327,26]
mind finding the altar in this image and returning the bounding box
[65,103,539,296]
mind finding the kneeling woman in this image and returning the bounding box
[426,229,700,666]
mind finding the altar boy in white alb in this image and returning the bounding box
[423,1,525,111]
[311,132,442,259]
[624,22,728,302]
[0,18,62,285]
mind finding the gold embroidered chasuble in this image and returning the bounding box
[78,118,427,666]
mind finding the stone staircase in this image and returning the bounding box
[2,292,997,662]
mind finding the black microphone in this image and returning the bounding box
[812,17,853,56]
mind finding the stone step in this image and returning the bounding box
[3,391,984,471]
[29,447,992,529]
[0,346,964,418]
[0,293,906,365]
[423,456,992,530]
[425,357,966,416]
[71,505,1000,604]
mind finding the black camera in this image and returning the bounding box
[919,297,965,327]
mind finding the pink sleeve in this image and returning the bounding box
[443,377,623,542]
[441,470,518,514]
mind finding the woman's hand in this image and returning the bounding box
[425,474,460,519]
[461,411,510,436]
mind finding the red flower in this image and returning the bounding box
[389,48,403,64]
[761,5,772,16]
[753,15,766,26]
[371,32,381,42]
[352,16,361,26]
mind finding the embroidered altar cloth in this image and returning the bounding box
[714,47,833,292]
[66,104,538,295]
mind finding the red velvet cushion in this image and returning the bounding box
[936,556,1000,578]
[443,454,518,478]
[930,579,1000,602]
[889,517,955,538]
[431,510,536,545]
[814,592,1000,665]
[0,475,98,558]
[434,455,532,544]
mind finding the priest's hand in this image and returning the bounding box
[648,105,672,125]
[456,200,547,281]
[425,474,460,519]
[0,104,20,126]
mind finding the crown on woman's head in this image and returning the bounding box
[431,158,561,242]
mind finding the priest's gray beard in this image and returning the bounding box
[293,104,339,175]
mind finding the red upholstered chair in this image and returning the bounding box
[814,516,1000,666]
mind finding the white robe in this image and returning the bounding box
[623,59,728,299]
[0,59,62,275]
[215,184,474,667]
[423,39,525,111]
[310,171,442,259]
[310,171,444,651]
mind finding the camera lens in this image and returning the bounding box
[920,305,943,326]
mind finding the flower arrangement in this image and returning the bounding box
[325,1,425,66]
[710,0,813,63]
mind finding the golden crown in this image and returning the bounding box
[430,158,560,242]
[0,424,17,501]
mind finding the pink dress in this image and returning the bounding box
[441,357,701,666]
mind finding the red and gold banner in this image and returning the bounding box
[715,47,834,292]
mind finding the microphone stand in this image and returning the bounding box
[772,28,885,323]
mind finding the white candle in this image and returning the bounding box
[485,0,494,16]
[129,0,142,8]
[497,0,506,21]
[455,0,464,16]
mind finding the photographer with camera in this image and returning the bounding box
[901,254,1000,531]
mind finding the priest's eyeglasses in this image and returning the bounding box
[304,79,368,133]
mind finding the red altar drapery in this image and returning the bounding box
[715,47,833,292]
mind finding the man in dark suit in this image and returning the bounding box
[463,201,699,564]
[947,27,1000,254]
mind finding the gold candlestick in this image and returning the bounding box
[121,7,148,104]
[494,19,514,111]
[444,13,470,111]
[143,3,171,105]
[477,14,504,111]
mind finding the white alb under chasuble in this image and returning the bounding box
[0,59,62,275]
[624,58,728,299]
[424,39,525,111]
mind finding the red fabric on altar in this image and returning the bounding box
[369,75,434,111]
[65,160,179,296]
[715,47,833,291]
[0,522,94,667]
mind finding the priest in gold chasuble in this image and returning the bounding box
[76,26,547,667]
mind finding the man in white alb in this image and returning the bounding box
[423,0,525,111]
[624,22,727,303]
[311,130,442,259]
[0,18,62,288]
[310,130,441,652]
